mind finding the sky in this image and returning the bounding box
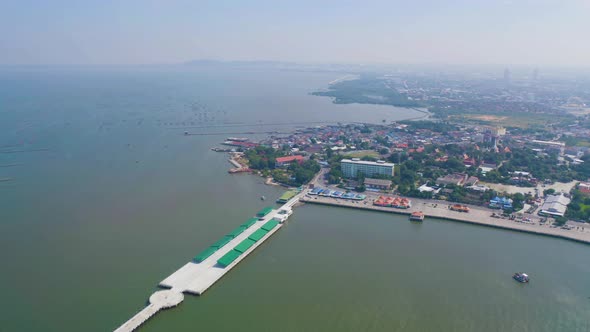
[1,0,589,66]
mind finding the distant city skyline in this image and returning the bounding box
[1,0,590,66]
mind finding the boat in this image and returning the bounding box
[260,195,266,200]
[227,137,249,142]
[513,272,530,283]
[410,211,425,221]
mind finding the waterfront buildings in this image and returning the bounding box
[489,196,513,210]
[341,158,395,178]
[539,193,571,217]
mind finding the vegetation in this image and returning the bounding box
[312,75,423,108]
[244,146,319,187]
[565,190,590,222]
[245,146,284,170]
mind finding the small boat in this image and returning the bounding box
[513,272,530,283]
[260,195,266,201]
[410,211,425,221]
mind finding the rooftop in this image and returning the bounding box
[341,159,395,167]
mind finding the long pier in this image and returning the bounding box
[113,193,303,332]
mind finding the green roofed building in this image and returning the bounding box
[211,236,232,249]
[193,246,218,263]
[261,220,279,231]
[226,226,244,238]
[276,190,298,203]
[217,250,242,268]
[241,218,258,229]
[234,238,256,253]
[248,228,268,242]
[256,206,274,218]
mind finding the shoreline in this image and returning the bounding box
[300,195,590,245]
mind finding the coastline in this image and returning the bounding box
[300,194,590,245]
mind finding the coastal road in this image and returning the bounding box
[301,192,590,244]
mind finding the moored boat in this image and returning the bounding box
[513,272,530,283]
[410,211,425,221]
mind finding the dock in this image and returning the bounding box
[113,193,303,332]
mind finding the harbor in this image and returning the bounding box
[113,192,303,332]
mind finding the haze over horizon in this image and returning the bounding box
[1,0,590,66]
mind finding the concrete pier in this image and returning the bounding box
[113,193,302,332]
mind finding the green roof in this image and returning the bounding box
[226,226,244,238]
[276,190,298,203]
[248,228,269,242]
[241,218,258,229]
[256,206,274,217]
[234,238,256,253]
[193,246,218,263]
[261,220,279,231]
[217,250,242,268]
[211,236,232,249]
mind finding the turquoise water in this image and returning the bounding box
[0,67,588,332]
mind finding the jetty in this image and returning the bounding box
[113,192,303,332]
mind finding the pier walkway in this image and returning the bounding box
[113,193,303,332]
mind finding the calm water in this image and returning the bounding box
[0,67,588,332]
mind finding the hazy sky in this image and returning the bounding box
[1,0,589,66]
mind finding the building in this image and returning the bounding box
[340,158,395,178]
[489,196,513,210]
[577,182,590,196]
[539,193,571,217]
[364,178,392,191]
[436,173,468,186]
[275,155,304,167]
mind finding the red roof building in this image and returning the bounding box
[275,155,305,166]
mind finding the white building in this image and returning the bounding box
[341,158,395,178]
[539,193,571,217]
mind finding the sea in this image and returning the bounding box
[0,66,588,332]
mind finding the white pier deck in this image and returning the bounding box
[113,193,302,332]
[159,211,284,294]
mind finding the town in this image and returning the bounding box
[216,117,590,231]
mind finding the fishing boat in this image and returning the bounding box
[409,211,425,221]
[513,272,530,283]
[260,195,266,201]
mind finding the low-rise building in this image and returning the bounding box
[436,173,468,186]
[275,155,304,167]
[577,182,590,196]
[489,196,513,210]
[539,193,571,217]
[364,178,392,190]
